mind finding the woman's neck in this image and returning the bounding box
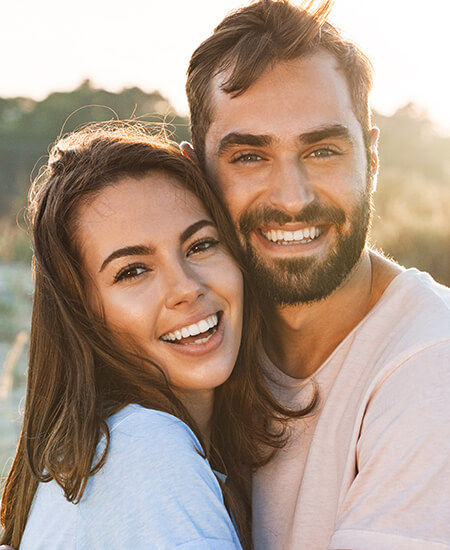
[175,388,214,453]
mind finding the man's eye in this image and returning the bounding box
[232,153,262,163]
[308,148,339,159]
[188,238,219,256]
[114,264,148,283]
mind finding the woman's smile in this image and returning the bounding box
[160,310,221,345]
[159,311,226,357]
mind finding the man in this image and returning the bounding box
[182,1,450,548]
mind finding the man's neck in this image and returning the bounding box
[264,250,402,379]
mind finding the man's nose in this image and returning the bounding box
[164,260,205,310]
[268,159,315,214]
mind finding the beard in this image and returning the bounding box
[238,192,372,306]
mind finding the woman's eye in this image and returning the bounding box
[188,238,219,256]
[232,152,262,164]
[114,264,148,283]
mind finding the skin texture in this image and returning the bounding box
[201,51,401,378]
[77,173,244,434]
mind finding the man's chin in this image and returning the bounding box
[242,233,367,306]
[244,256,343,306]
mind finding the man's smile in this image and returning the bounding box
[260,225,324,245]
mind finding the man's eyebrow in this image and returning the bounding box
[217,132,273,156]
[180,220,215,243]
[216,126,352,155]
[99,245,154,273]
[300,124,352,145]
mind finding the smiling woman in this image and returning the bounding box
[78,172,244,413]
[0,123,313,549]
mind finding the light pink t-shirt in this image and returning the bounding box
[253,268,450,550]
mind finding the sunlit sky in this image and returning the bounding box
[2,0,450,134]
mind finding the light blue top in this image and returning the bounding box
[20,404,243,549]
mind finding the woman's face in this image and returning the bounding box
[77,171,244,398]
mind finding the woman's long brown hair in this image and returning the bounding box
[0,123,316,549]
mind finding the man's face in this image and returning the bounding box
[203,51,378,305]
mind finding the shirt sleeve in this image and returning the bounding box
[329,340,450,550]
[77,407,243,549]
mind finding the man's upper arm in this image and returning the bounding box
[329,340,450,550]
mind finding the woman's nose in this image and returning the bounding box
[163,261,205,310]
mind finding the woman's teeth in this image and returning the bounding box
[161,313,219,344]
[261,226,323,244]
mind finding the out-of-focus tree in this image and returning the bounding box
[0,81,190,218]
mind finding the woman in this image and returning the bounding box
[0,123,313,549]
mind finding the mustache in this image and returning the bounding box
[239,202,346,236]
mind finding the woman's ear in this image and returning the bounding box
[179,142,200,167]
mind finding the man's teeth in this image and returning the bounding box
[161,313,219,343]
[261,226,323,244]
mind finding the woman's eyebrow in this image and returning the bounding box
[99,244,155,273]
[180,220,215,244]
[99,220,214,272]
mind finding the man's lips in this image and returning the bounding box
[238,203,346,242]
[258,224,325,245]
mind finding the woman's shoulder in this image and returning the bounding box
[77,406,241,548]
[21,405,241,549]
[91,405,228,524]
[94,404,212,491]
[105,404,205,458]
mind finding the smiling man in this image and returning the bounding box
[184,1,450,549]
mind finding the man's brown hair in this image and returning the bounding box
[186,0,374,166]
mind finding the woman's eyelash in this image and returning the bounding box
[188,238,220,255]
[113,263,148,283]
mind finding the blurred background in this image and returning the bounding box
[0,0,449,485]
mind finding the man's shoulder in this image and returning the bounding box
[396,267,450,304]
[334,266,450,403]
[368,266,450,344]
[371,251,449,306]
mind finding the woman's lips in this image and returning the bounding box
[160,312,225,357]
[160,312,220,342]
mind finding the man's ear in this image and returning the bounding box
[179,141,200,167]
[368,127,380,193]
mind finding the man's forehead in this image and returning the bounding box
[208,50,342,105]
[205,52,357,149]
